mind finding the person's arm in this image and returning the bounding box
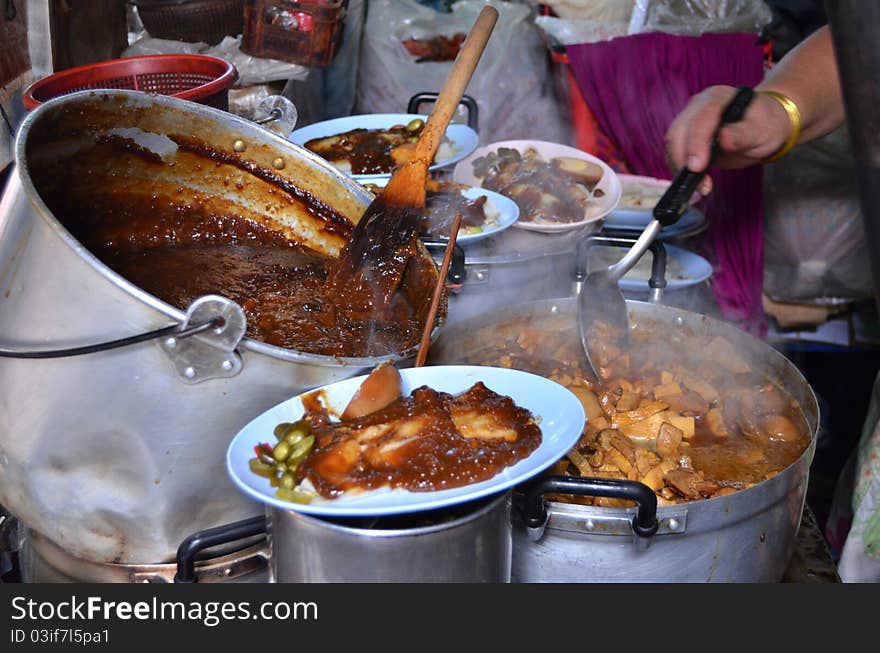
[666,26,845,190]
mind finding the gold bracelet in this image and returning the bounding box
[757,90,802,163]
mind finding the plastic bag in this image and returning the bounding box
[628,0,773,35]
[122,35,309,86]
[762,125,874,303]
[542,0,635,21]
[535,15,630,46]
[356,0,571,144]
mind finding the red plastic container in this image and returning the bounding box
[241,0,348,67]
[22,54,238,111]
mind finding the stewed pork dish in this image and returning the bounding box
[431,314,812,506]
[249,364,543,502]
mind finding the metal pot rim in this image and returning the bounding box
[13,89,430,368]
[269,491,510,538]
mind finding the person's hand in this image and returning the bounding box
[665,85,793,195]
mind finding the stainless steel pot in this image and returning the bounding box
[19,528,269,583]
[172,493,512,583]
[268,492,512,582]
[428,298,819,582]
[0,90,439,566]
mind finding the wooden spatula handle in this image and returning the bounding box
[414,6,498,163]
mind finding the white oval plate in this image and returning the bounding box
[452,139,621,233]
[609,174,702,226]
[362,178,520,246]
[588,243,713,292]
[226,365,585,517]
[289,113,480,182]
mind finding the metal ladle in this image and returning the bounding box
[577,86,756,382]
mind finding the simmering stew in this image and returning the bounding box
[432,314,811,506]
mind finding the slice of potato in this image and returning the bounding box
[341,362,402,420]
[552,157,604,186]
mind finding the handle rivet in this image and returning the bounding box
[668,518,679,530]
[184,366,196,379]
[272,157,285,169]
[233,140,246,153]
[165,337,177,349]
[585,519,595,531]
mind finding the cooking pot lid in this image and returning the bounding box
[226,365,585,517]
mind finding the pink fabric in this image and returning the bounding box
[566,32,767,336]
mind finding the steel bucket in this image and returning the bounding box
[429,297,819,582]
[0,90,438,565]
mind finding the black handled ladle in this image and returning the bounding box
[577,86,755,382]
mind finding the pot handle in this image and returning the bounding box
[520,474,659,538]
[422,238,467,288]
[0,317,220,359]
[407,92,479,132]
[574,233,668,304]
[174,515,268,583]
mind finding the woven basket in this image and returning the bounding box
[132,0,245,45]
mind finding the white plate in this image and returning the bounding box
[608,174,702,228]
[226,365,585,518]
[603,207,706,239]
[362,178,520,246]
[289,113,480,182]
[588,243,713,291]
[452,139,622,233]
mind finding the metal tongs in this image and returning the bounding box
[577,86,755,382]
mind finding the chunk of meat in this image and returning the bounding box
[656,422,684,458]
[759,414,802,443]
[301,382,542,498]
[609,430,636,464]
[705,407,730,438]
[665,390,710,416]
[665,468,720,501]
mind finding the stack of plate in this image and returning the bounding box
[598,173,712,293]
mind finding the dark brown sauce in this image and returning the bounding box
[424,190,487,237]
[300,382,543,498]
[305,126,413,175]
[31,137,440,358]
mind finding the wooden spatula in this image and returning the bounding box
[325,6,498,313]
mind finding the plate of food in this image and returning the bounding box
[362,178,520,245]
[587,243,713,292]
[289,113,480,181]
[452,140,621,233]
[226,364,585,517]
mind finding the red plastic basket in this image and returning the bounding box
[22,54,238,111]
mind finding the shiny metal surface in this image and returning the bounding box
[0,90,438,565]
[430,297,819,582]
[577,220,662,380]
[269,493,512,582]
[19,529,269,583]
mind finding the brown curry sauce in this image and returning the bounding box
[299,382,543,498]
[31,135,441,358]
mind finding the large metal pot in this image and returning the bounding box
[0,90,439,566]
[267,493,512,582]
[428,298,819,582]
[170,493,512,583]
